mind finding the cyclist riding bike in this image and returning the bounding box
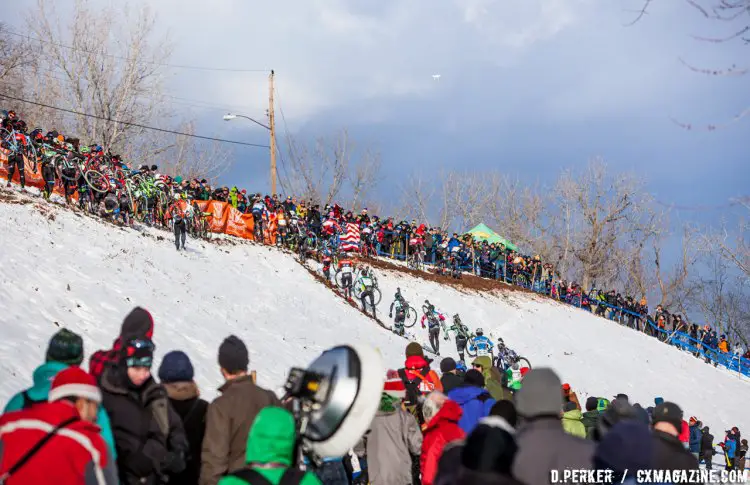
[421,300,446,355]
[389,288,408,336]
[468,328,494,358]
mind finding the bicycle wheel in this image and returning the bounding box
[84,170,110,193]
[466,344,478,358]
[403,306,418,328]
[516,357,531,370]
[334,269,345,288]
[371,287,382,306]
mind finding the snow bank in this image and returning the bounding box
[0,193,746,437]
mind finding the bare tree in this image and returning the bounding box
[0,23,33,93]
[398,172,436,225]
[440,170,493,232]
[652,225,699,311]
[158,121,233,181]
[24,0,172,151]
[348,147,382,212]
[553,158,650,290]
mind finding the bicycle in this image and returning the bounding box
[393,299,419,328]
[353,274,382,305]
[407,248,425,271]
[494,342,531,372]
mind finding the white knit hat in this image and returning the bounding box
[48,367,102,404]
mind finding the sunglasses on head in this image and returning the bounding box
[126,356,153,368]
[473,364,483,370]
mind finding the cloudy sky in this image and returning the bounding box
[4,0,748,226]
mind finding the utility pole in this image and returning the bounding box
[268,69,277,195]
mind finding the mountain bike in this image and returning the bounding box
[353,275,382,305]
[394,299,419,328]
[494,342,531,372]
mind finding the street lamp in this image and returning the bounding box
[223,113,270,131]
[223,110,276,195]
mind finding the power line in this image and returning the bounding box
[6,29,269,73]
[0,92,270,148]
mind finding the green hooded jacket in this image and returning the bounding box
[562,409,586,438]
[229,187,239,208]
[218,406,322,485]
[3,361,117,458]
[472,356,513,401]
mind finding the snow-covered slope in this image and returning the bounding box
[1,192,747,438]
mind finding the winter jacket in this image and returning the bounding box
[701,431,715,454]
[163,381,209,485]
[200,374,281,485]
[366,406,423,484]
[100,365,189,485]
[724,438,737,459]
[217,406,321,485]
[89,338,123,381]
[0,401,118,485]
[688,424,702,453]
[440,372,463,394]
[580,410,599,440]
[447,385,495,434]
[512,417,595,485]
[229,187,238,208]
[562,409,586,438]
[421,400,465,485]
[3,361,117,458]
[472,356,512,401]
[651,430,699,472]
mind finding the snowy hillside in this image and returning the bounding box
[1,191,748,438]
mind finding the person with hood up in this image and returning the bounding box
[0,367,119,484]
[688,417,702,460]
[159,350,209,485]
[650,401,699,472]
[89,306,154,380]
[228,187,238,208]
[365,392,423,485]
[383,342,443,425]
[439,357,463,394]
[700,426,715,469]
[472,355,512,401]
[100,336,189,484]
[421,392,465,485]
[217,406,321,485]
[592,399,637,442]
[454,416,524,485]
[562,401,586,438]
[201,335,281,485]
[512,368,594,485]
[447,369,495,434]
[4,328,117,458]
[580,397,600,440]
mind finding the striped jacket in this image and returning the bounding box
[0,401,118,484]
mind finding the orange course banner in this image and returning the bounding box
[0,152,276,243]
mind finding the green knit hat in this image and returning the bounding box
[379,392,399,412]
[46,328,84,366]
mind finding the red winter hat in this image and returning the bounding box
[49,367,102,403]
[562,383,571,391]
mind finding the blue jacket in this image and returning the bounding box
[4,361,117,459]
[447,237,461,252]
[468,335,494,355]
[724,438,736,459]
[689,424,702,453]
[447,385,495,434]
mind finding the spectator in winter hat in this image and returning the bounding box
[562,401,586,438]
[472,355,511,401]
[581,397,600,440]
[89,306,155,380]
[365,392,422,485]
[159,350,208,485]
[100,337,190,485]
[0,367,119,485]
[447,369,495,434]
[650,401,699,472]
[593,398,637,442]
[3,328,117,458]
[453,416,523,485]
[512,368,594,485]
[440,357,463,394]
[562,383,581,410]
[201,335,280,485]
[593,420,653,482]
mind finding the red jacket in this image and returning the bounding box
[0,401,116,484]
[421,400,465,485]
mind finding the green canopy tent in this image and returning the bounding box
[465,223,519,252]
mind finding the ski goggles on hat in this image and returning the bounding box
[126,356,153,368]
[124,339,155,368]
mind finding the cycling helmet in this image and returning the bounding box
[151,164,158,171]
[80,146,91,154]
[476,328,484,336]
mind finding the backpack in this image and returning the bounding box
[398,367,430,425]
[229,467,305,485]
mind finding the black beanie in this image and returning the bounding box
[218,335,249,374]
[46,328,84,366]
[440,357,457,373]
[121,307,154,340]
[464,369,485,388]
[586,396,599,411]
